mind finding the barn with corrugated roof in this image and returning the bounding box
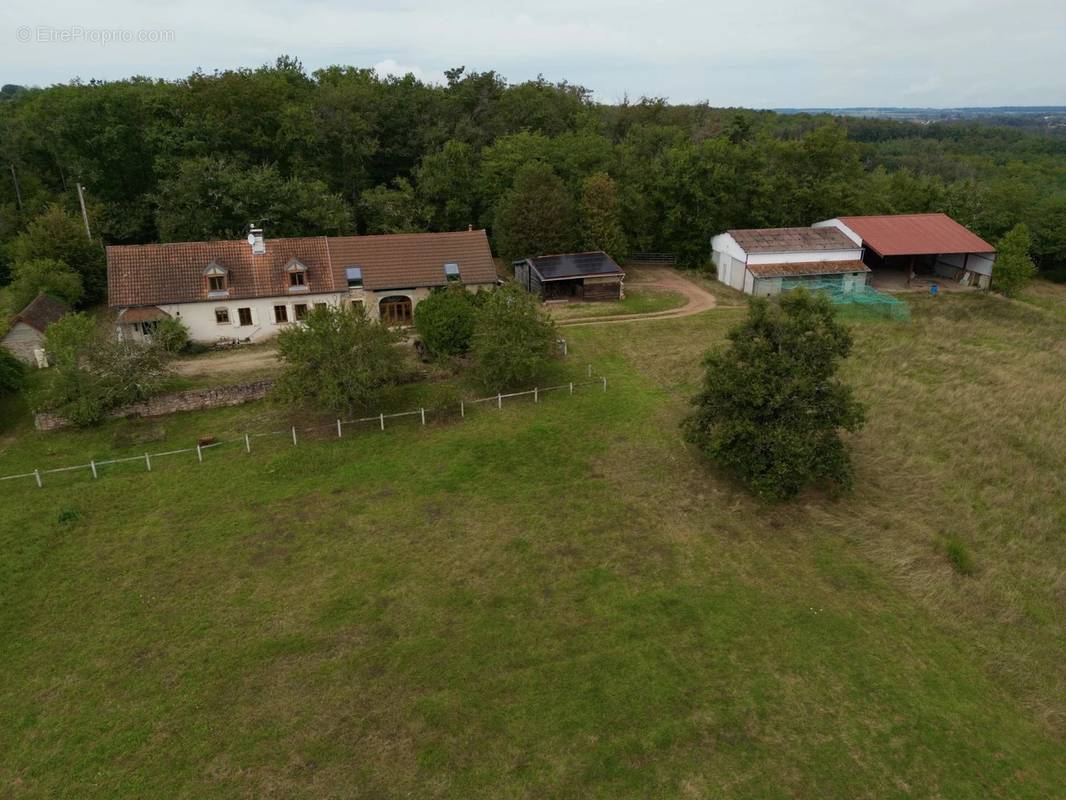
[813,213,996,289]
[711,227,869,296]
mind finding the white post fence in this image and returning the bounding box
[0,372,611,489]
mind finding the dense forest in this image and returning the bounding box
[2,56,1066,308]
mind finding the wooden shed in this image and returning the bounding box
[1,293,69,365]
[514,251,625,302]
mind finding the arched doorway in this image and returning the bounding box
[379,295,413,326]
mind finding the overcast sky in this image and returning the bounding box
[2,0,1064,107]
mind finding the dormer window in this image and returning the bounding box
[444,262,461,282]
[203,260,229,298]
[346,266,363,288]
[286,258,309,293]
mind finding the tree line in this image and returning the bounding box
[2,55,1066,308]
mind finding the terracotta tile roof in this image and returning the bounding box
[327,229,496,291]
[108,229,496,307]
[834,214,995,257]
[747,260,870,278]
[108,238,334,307]
[9,293,69,333]
[730,227,857,254]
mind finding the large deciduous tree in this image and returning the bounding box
[494,162,574,261]
[683,289,866,500]
[8,205,105,303]
[578,172,627,260]
[6,258,83,312]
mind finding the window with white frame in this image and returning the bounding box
[274,305,288,323]
[215,307,230,324]
[346,266,363,288]
[444,262,461,282]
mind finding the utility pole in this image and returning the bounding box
[9,163,22,211]
[76,182,91,240]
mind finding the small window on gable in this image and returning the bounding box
[286,258,309,291]
[444,262,461,282]
[203,260,229,296]
[346,266,363,288]
[215,307,230,325]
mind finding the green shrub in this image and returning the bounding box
[413,284,479,358]
[682,289,866,500]
[154,316,190,353]
[275,303,402,413]
[470,283,558,392]
[33,313,172,426]
[993,223,1037,298]
[0,348,25,397]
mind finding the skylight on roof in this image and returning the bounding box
[444,262,460,282]
[346,266,363,288]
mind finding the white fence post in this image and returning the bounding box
[90,460,97,479]
[460,401,465,419]
[245,433,251,453]
[196,444,203,463]
[380,413,385,431]
[497,393,502,409]
[569,381,574,396]
[420,408,426,426]
[291,426,298,446]
[34,469,42,488]
[144,453,151,472]
[587,364,592,378]
[337,419,343,438]
[602,376,608,392]
[534,387,539,403]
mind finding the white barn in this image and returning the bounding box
[711,227,869,296]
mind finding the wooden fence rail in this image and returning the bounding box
[0,371,609,489]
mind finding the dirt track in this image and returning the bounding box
[173,346,279,378]
[558,266,718,326]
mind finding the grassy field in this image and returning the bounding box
[1,290,1065,797]
[547,287,687,320]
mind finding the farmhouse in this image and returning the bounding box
[107,228,497,342]
[711,227,869,296]
[514,251,625,302]
[813,213,996,289]
[1,293,69,365]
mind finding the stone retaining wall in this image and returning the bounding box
[34,380,275,431]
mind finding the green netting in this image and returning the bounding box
[777,277,911,321]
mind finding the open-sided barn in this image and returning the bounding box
[514,251,625,302]
[814,213,996,289]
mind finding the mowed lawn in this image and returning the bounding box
[1,290,1065,798]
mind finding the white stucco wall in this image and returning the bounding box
[125,282,496,343]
